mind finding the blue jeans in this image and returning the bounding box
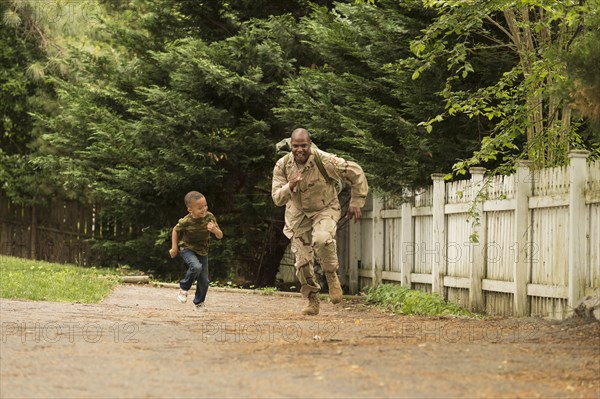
[179,249,209,305]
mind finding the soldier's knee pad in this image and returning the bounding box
[312,230,333,248]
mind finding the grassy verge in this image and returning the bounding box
[0,256,131,303]
[365,283,481,317]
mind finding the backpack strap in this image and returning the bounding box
[282,152,291,179]
[312,148,336,186]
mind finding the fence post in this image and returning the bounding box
[400,200,413,288]
[514,160,532,316]
[348,211,361,294]
[431,173,446,297]
[371,194,384,288]
[469,167,486,312]
[30,204,37,260]
[568,150,590,313]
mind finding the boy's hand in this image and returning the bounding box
[207,221,216,233]
[207,221,223,240]
[169,248,178,258]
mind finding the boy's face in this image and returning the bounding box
[187,197,208,219]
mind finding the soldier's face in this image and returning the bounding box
[291,135,311,165]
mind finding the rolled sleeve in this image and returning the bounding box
[346,161,368,208]
[326,155,369,209]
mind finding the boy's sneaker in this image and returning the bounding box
[176,289,188,303]
[194,302,206,311]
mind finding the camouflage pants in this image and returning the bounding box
[289,205,340,297]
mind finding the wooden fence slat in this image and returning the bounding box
[371,196,384,287]
[568,150,589,311]
[431,174,446,296]
[400,202,413,287]
[469,167,486,312]
[514,161,532,316]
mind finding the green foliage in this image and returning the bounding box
[210,280,242,289]
[4,1,310,280]
[255,286,278,295]
[559,11,600,152]
[407,0,599,172]
[0,1,52,204]
[0,256,124,303]
[365,284,477,317]
[5,0,597,285]
[275,0,483,191]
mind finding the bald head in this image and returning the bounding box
[291,128,311,142]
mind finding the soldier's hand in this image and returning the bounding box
[346,206,362,223]
[289,171,303,190]
[207,221,216,232]
[169,248,178,258]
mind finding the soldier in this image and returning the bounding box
[272,128,368,315]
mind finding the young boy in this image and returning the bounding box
[169,191,223,309]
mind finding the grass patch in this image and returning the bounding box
[210,280,242,289]
[0,256,127,303]
[365,284,480,317]
[255,286,278,296]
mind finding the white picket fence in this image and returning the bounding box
[334,150,600,320]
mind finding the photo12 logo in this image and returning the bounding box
[399,321,540,344]
[197,321,339,343]
[2,321,139,344]
[402,241,539,265]
[28,1,104,25]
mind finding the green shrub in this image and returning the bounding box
[365,284,478,317]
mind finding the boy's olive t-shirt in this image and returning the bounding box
[174,212,218,256]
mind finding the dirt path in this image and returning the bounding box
[1,285,599,399]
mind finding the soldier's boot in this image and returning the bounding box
[297,261,321,315]
[325,272,343,304]
[301,292,320,316]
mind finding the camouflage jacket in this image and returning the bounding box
[271,147,368,216]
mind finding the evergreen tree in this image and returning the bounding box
[10,0,315,282]
[560,11,600,155]
[275,1,488,193]
[0,0,61,204]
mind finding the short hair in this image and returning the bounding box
[184,191,204,207]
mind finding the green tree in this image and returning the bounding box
[7,0,563,285]
[408,0,600,172]
[275,1,488,194]
[560,11,600,152]
[0,0,61,204]
[12,0,319,282]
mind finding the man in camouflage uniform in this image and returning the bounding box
[272,128,368,315]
